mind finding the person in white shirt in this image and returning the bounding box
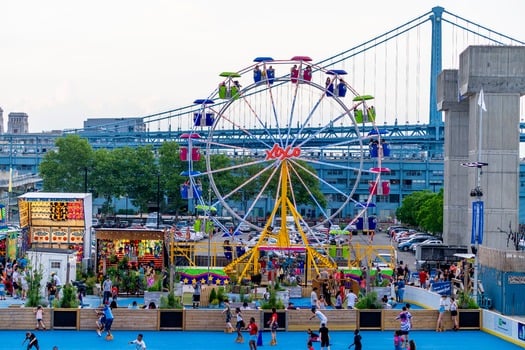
[346,290,358,309]
[128,333,146,350]
[309,308,328,327]
[310,287,319,309]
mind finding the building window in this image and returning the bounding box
[51,261,61,269]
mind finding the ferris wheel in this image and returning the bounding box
[186,56,389,280]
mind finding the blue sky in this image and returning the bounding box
[1,0,524,132]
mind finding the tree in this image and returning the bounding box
[158,142,187,215]
[39,135,94,192]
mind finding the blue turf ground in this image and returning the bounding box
[4,329,523,350]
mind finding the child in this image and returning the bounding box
[128,333,146,350]
[0,277,6,300]
[95,309,106,336]
[408,339,416,350]
[22,331,39,350]
[34,305,46,330]
[307,341,314,350]
[394,330,402,350]
[268,307,278,345]
[235,307,245,343]
[246,317,258,350]
[348,329,362,350]
[307,328,319,342]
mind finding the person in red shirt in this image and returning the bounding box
[418,269,428,289]
[268,307,278,345]
[246,317,258,350]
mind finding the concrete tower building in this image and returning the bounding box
[7,112,29,134]
[0,107,4,133]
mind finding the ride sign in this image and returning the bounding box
[265,144,301,160]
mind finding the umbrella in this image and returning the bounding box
[195,204,217,212]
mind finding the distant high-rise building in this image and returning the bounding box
[7,112,29,134]
[0,107,4,134]
[84,117,146,133]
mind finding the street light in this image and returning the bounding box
[156,173,160,229]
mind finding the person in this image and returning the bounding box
[109,300,118,309]
[408,339,416,350]
[192,282,201,309]
[319,322,330,350]
[223,299,234,333]
[348,328,362,350]
[419,269,429,289]
[287,302,297,310]
[291,65,299,83]
[0,276,5,300]
[22,331,39,350]
[309,307,328,327]
[253,65,262,83]
[395,307,411,347]
[397,277,406,303]
[307,328,319,342]
[310,287,319,309]
[268,307,278,345]
[317,295,327,309]
[394,330,402,350]
[102,303,114,339]
[246,316,258,350]
[34,305,46,330]
[436,294,448,332]
[46,281,56,306]
[307,340,314,350]
[129,300,138,309]
[405,303,413,329]
[450,297,459,331]
[235,307,245,343]
[346,289,358,309]
[51,272,62,299]
[128,333,146,350]
[102,276,112,305]
[303,66,312,82]
[95,308,106,336]
[334,291,343,309]
[388,297,397,309]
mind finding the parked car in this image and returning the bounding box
[372,253,397,269]
[239,222,252,232]
[397,235,434,251]
[411,239,443,252]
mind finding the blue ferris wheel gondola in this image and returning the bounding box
[193,100,215,126]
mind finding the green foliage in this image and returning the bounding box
[355,291,382,309]
[85,276,98,295]
[216,286,227,302]
[58,283,80,308]
[160,292,183,309]
[39,134,94,192]
[457,291,479,309]
[260,287,285,310]
[209,288,217,303]
[25,265,45,307]
[396,190,443,234]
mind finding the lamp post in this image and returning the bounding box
[156,173,161,229]
[206,187,212,284]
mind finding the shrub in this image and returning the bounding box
[355,291,382,309]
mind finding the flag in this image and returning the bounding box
[478,89,487,112]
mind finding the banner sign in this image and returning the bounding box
[431,281,452,296]
[471,201,484,244]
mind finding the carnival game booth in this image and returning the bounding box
[17,193,93,263]
[95,228,165,275]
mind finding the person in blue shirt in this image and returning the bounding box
[102,304,114,339]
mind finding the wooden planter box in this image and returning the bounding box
[458,309,481,329]
[0,307,49,330]
[159,310,184,330]
[53,309,79,330]
[358,310,382,329]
